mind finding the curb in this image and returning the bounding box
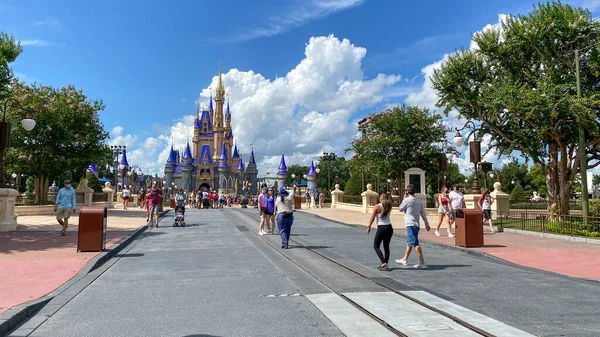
[297,211,600,284]
[501,228,600,245]
[0,210,169,337]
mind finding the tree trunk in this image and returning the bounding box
[558,144,572,216]
[34,176,41,204]
[41,176,48,202]
[546,144,560,216]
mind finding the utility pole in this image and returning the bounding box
[575,49,589,223]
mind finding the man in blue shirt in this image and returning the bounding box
[395,184,430,269]
[54,179,77,236]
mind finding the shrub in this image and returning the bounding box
[344,173,363,196]
[590,199,600,217]
[86,172,103,192]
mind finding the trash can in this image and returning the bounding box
[77,207,107,252]
[293,196,302,210]
[170,198,176,209]
[455,208,484,247]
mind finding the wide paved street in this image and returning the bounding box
[16,208,600,337]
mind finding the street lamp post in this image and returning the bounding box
[109,145,126,192]
[0,98,36,188]
[322,152,337,192]
[453,121,482,194]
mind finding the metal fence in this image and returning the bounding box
[496,210,600,238]
[509,199,582,210]
[15,194,56,206]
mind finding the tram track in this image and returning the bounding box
[226,208,497,337]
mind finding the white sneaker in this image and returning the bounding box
[259,231,265,235]
[395,259,407,266]
[414,263,428,269]
[448,233,455,238]
[435,230,440,236]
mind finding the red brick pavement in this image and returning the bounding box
[0,230,132,315]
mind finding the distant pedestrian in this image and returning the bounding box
[122,185,131,210]
[55,179,77,236]
[148,182,163,227]
[265,188,276,234]
[478,189,496,232]
[139,188,146,210]
[449,184,466,224]
[435,187,454,238]
[275,187,295,249]
[367,192,394,270]
[305,190,310,208]
[395,184,430,269]
[258,185,268,235]
[314,190,320,208]
[319,191,325,208]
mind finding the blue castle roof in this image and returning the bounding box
[87,163,98,174]
[167,146,177,163]
[225,101,231,118]
[208,94,213,111]
[277,154,288,176]
[120,151,129,167]
[199,110,213,130]
[307,160,316,177]
[183,142,192,159]
[250,150,256,165]
[232,144,239,158]
[237,156,244,171]
[218,144,228,168]
[199,144,212,165]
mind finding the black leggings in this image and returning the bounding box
[373,225,393,264]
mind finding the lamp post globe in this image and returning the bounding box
[445,153,454,160]
[316,168,320,174]
[11,173,17,179]
[291,174,295,179]
[21,118,36,131]
[453,131,464,147]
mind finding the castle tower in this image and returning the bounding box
[277,154,288,190]
[165,145,177,189]
[181,142,193,191]
[193,102,201,158]
[231,142,240,174]
[236,154,245,195]
[217,143,229,194]
[213,61,226,165]
[245,149,259,195]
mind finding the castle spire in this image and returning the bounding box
[208,93,213,111]
[217,57,225,95]
[237,155,244,171]
[225,97,231,118]
[307,160,316,177]
[232,143,239,158]
[183,142,192,159]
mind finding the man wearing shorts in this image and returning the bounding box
[395,184,430,269]
[147,182,163,227]
[54,180,77,236]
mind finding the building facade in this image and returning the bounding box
[164,67,259,195]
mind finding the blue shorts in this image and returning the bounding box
[406,226,420,247]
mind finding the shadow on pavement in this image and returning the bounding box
[113,253,145,258]
[416,264,471,271]
[305,245,334,249]
[0,230,134,254]
[182,335,223,337]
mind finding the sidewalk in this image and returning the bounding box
[301,207,600,280]
[0,206,149,315]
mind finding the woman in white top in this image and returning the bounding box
[367,193,394,270]
[478,189,495,232]
[122,186,131,210]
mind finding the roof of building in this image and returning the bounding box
[208,94,213,111]
[278,154,287,171]
[199,144,212,165]
[249,150,257,165]
[167,146,177,163]
[232,144,239,158]
[120,151,129,167]
[225,101,231,119]
[237,157,244,171]
[183,142,193,159]
[307,160,316,177]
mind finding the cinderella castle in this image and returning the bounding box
[164,66,259,195]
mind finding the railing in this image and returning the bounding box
[92,193,108,202]
[15,194,55,206]
[497,210,600,238]
[509,199,582,210]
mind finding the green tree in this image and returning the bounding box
[497,160,530,194]
[432,2,600,215]
[316,155,350,192]
[511,183,529,201]
[349,105,453,195]
[86,172,102,192]
[0,32,22,100]
[5,81,112,202]
[343,172,363,196]
[527,164,547,197]
[286,164,309,186]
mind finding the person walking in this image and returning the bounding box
[257,186,268,235]
[366,192,394,270]
[148,182,163,227]
[314,190,320,208]
[275,187,295,249]
[478,189,496,232]
[264,188,276,234]
[319,191,325,208]
[448,184,466,225]
[54,179,77,236]
[305,190,311,208]
[395,184,431,269]
[435,187,454,238]
[139,188,146,210]
[122,185,131,210]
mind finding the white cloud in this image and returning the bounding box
[110,126,124,137]
[120,34,402,176]
[223,0,365,42]
[20,39,52,47]
[33,18,61,27]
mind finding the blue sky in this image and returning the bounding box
[2,0,599,176]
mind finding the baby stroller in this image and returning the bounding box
[202,197,210,209]
[173,200,186,227]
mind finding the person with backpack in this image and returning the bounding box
[275,187,295,249]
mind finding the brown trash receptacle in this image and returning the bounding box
[293,196,302,210]
[455,208,484,247]
[170,199,176,208]
[77,207,107,252]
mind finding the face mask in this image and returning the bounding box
[66,184,72,189]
